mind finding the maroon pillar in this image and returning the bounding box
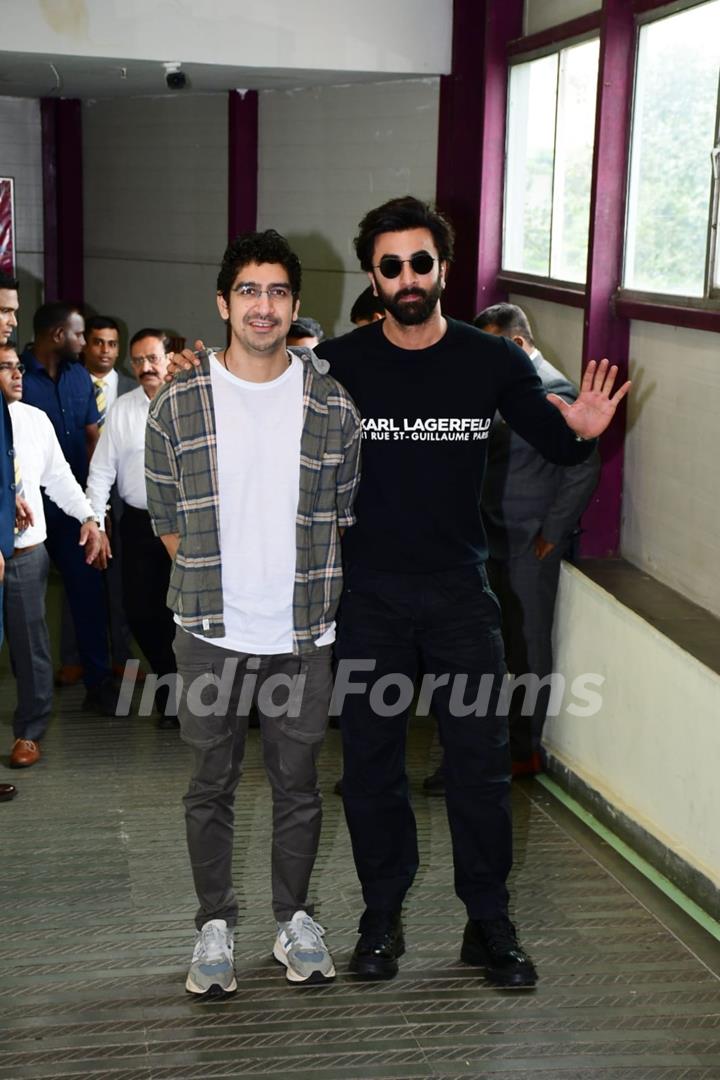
[436,0,523,321]
[579,0,636,557]
[228,90,258,240]
[41,98,84,304]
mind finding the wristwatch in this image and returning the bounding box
[81,514,102,526]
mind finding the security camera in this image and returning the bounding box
[163,61,187,90]
[166,70,187,89]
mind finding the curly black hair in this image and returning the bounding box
[217,230,301,302]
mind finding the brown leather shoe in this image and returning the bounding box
[0,783,17,801]
[10,739,41,768]
[55,664,85,687]
[113,663,146,683]
[511,751,543,779]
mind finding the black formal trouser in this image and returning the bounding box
[119,505,176,711]
[44,503,110,689]
[487,548,563,760]
[335,562,512,921]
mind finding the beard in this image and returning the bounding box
[239,313,286,353]
[60,347,82,364]
[374,276,443,326]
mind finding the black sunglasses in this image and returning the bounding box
[374,252,436,279]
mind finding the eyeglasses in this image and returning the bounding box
[374,252,436,279]
[232,284,293,301]
[130,354,165,366]
[0,362,24,374]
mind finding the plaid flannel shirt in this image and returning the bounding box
[145,347,362,653]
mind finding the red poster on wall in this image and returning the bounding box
[0,178,16,275]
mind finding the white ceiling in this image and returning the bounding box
[0,52,412,100]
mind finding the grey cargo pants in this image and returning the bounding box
[173,628,332,929]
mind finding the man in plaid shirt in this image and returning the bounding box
[145,230,361,997]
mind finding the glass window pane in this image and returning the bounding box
[550,38,600,282]
[624,0,720,296]
[503,54,558,276]
[715,147,720,291]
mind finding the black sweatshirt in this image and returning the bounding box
[316,318,595,573]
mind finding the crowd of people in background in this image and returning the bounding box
[0,194,630,999]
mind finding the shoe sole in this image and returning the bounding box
[185,973,237,998]
[460,943,537,989]
[272,940,336,984]
[348,938,405,980]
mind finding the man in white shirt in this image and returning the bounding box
[0,345,101,769]
[86,329,177,728]
[0,273,21,802]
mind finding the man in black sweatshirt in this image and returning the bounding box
[316,196,629,989]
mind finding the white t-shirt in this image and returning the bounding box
[192,351,333,654]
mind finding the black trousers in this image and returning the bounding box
[335,562,512,921]
[487,548,563,759]
[45,502,110,689]
[119,505,176,711]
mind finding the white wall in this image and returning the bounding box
[509,291,720,618]
[2,1,451,76]
[622,320,720,618]
[525,0,601,36]
[508,293,584,384]
[82,77,440,347]
[83,94,228,352]
[0,96,44,346]
[549,563,720,888]
[259,79,441,337]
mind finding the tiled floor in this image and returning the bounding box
[1,671,720,1079]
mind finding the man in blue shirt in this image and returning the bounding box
[21,302,116,715]
[0,270,21,801]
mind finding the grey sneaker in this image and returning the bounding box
[273,910,336,984]
[185,919,237,998]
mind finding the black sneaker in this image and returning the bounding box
[461,916,537,989]
[349,910,404,979]
[82,677,121,717]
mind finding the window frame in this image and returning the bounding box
[502,20,601,296]
[497,0,720,331]
[618,0,720,311]
[704,81,720,298]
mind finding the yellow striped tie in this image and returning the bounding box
[93,378,108,426]
[13,455,23,498]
